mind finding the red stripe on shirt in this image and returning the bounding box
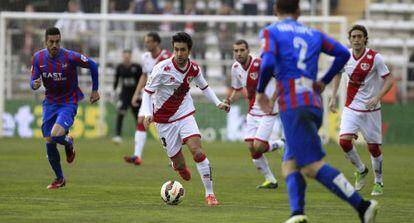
[278,81,286,112]
[154,63,197,123]
[302,92,311,106]
[64,51,70,104]
[345,49,376,107]
[263,29,270,52]
[289,79,297,109]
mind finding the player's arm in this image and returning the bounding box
[194,71,230,112]
[224,68,244,105]
[328,74,342,113]
[30,55,41,90]
[365,54,394,110]
[257,29,277,113]
[131,73,148,107]
[71,52,100,104]
[113,66,120,91]
[142,67,162,127]
[317,33,350,92]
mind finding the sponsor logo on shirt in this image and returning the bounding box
[42,72,67,81]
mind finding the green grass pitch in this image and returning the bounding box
[1,138,413,222]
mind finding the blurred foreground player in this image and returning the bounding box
[30,27,100,189]
[256,1,378,222]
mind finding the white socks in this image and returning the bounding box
[252,156,277,183]
[371,155,383,184]
[346,147,366,173]
[196,158,214,196]
[134,130,147,157]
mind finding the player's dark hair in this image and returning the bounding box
[123,49,132,54]
[348,24,369,45]
[234,39,249,49]
[147,32,161,44]
[276,0,299,14]
[45,27,60,39]
[171,32,193,51]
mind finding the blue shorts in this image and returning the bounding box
[280,106,326,167]
[42,101,78,137]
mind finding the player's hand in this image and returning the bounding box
[32,77,42,90]
[218,102,230,113]
[365,96,380,110]
[90,91,100,104]
[257,93,272,114]
[131,93,141,107]
[143,115,153,129]
[328,96,338,113]
[313,81,326,94]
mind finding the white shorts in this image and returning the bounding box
[244,114,277,142]
[137,105,144,117]
[155,115,201,157]
[339,107,382,144]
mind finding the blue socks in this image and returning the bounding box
[52,135,71,147]
[286,171,306,215]
[315,164,362,210]
[46,143,63,180]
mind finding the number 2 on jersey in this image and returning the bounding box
[293,37,308,70]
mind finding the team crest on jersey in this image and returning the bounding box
[360,63,370,71]
[367,54,373,59]
[61,63,67,68]
[249,72,258,80]
[253,62,259,67]
[80,55,88,62]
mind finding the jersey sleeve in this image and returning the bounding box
[260,28,277,55]
[194,66,209,90]
[30,55,40,89]
[374,53,390,77]
[70,51,99,91]
[144,65,162,94]
[141,54,151,74]
[231,67,243,90]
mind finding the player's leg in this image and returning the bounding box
[245,115,277,188]
[157,121,191,180]
[282,159,307,221]
[41,110,65,189]
[181,116,219,206]
[126,101,146,164]
[288,107,377,222]
[51,106,76,163]
[360,111,383,196]
[253,115,284,153]
[339,108,368,190]
[113,99,128,143]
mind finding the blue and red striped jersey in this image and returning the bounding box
[30,48,99,104]
[257,18,350,112]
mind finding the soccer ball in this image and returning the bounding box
[160,180,185,205]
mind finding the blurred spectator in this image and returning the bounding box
[216,2,237,77]
[81,0,101,13]
[179,0,208,74]
[159,0,176,32]
[110,0,136,49]
[135,0,160,14]
[54,0,87,52]
[21,3,41,65]
[240,0,258,33]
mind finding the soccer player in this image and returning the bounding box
[30,27,100,189]
[141,32,230,206]
[225,39,285,189]
[112,49,142,143]
[256,1,378,222]
[329,25,394,196]
[125,32,171,165]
